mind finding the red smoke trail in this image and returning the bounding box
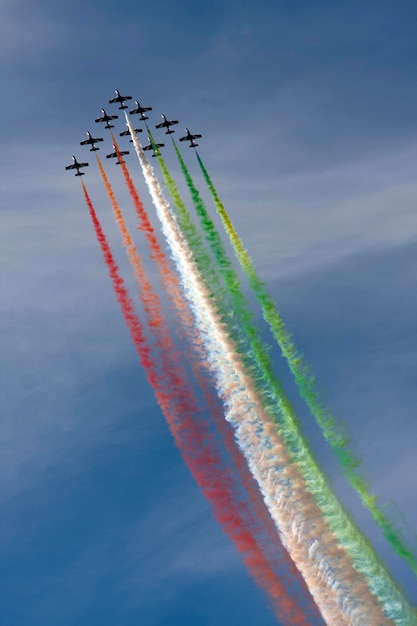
[82,180,317,624]
[104,152,321,623]
[110,135,193,323]
[97,155,170,341]
[81,180,156,375]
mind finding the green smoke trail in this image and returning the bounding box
[146,129,224,306]
[135,130,416,622]
[171,140,303,416]
[131,128,396,624]
[170,150,416,621]
[195,151,417,581]
[149,136,416,620]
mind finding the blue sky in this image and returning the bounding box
[1,0,416,624]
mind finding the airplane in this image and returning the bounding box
[155,114,178,134]
[80,131,104,151]
[129,100,152,120]
[109,89,132,109]
[179,127,202,148]
[143,137,164,157]
[119,127,143,142]
[95,108,118,129]
[65,156,89,176]
[106,145,130,164]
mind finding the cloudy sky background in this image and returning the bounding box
[1,0,416,624]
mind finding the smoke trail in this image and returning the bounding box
[147,129,230,311]
[195,151,417,579]
[90,166,318,625]
[108,139,324,623]
[82,181,158,377]
[171,139,309,428]
[126,116,401,625]
[163,139,416,622]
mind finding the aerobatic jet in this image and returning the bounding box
[65,156,89,176]
[143,137,165,157]
[95,108,118,129]
[119,127,143,142]
[109,89,132,109]
[179,128,202,148]
[129,100,152,120]
[80,131,104,151]
[106,145,129,164]
[155,114,178,134]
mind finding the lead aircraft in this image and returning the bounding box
[109,89,132,109]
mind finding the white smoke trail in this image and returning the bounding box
[125,113,395,626]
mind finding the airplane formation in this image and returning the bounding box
[65,89,202,175]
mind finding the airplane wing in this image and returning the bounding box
[120,129,142,136]
[96,114,118,122]
[155,122,165,128]
[80,137,103,145]
[109,94,132,103]
[65,162,88,170]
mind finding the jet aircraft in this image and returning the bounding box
[106,145,130,164]
[95,108,118,129]
[179,128,202,148]
[129,100,152,120]
[109,89,132,109]
[155,114,178,134]
[120,127,143,142]
[143,137,165,157]
[65,156,89,176]
[80,131,104,151]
